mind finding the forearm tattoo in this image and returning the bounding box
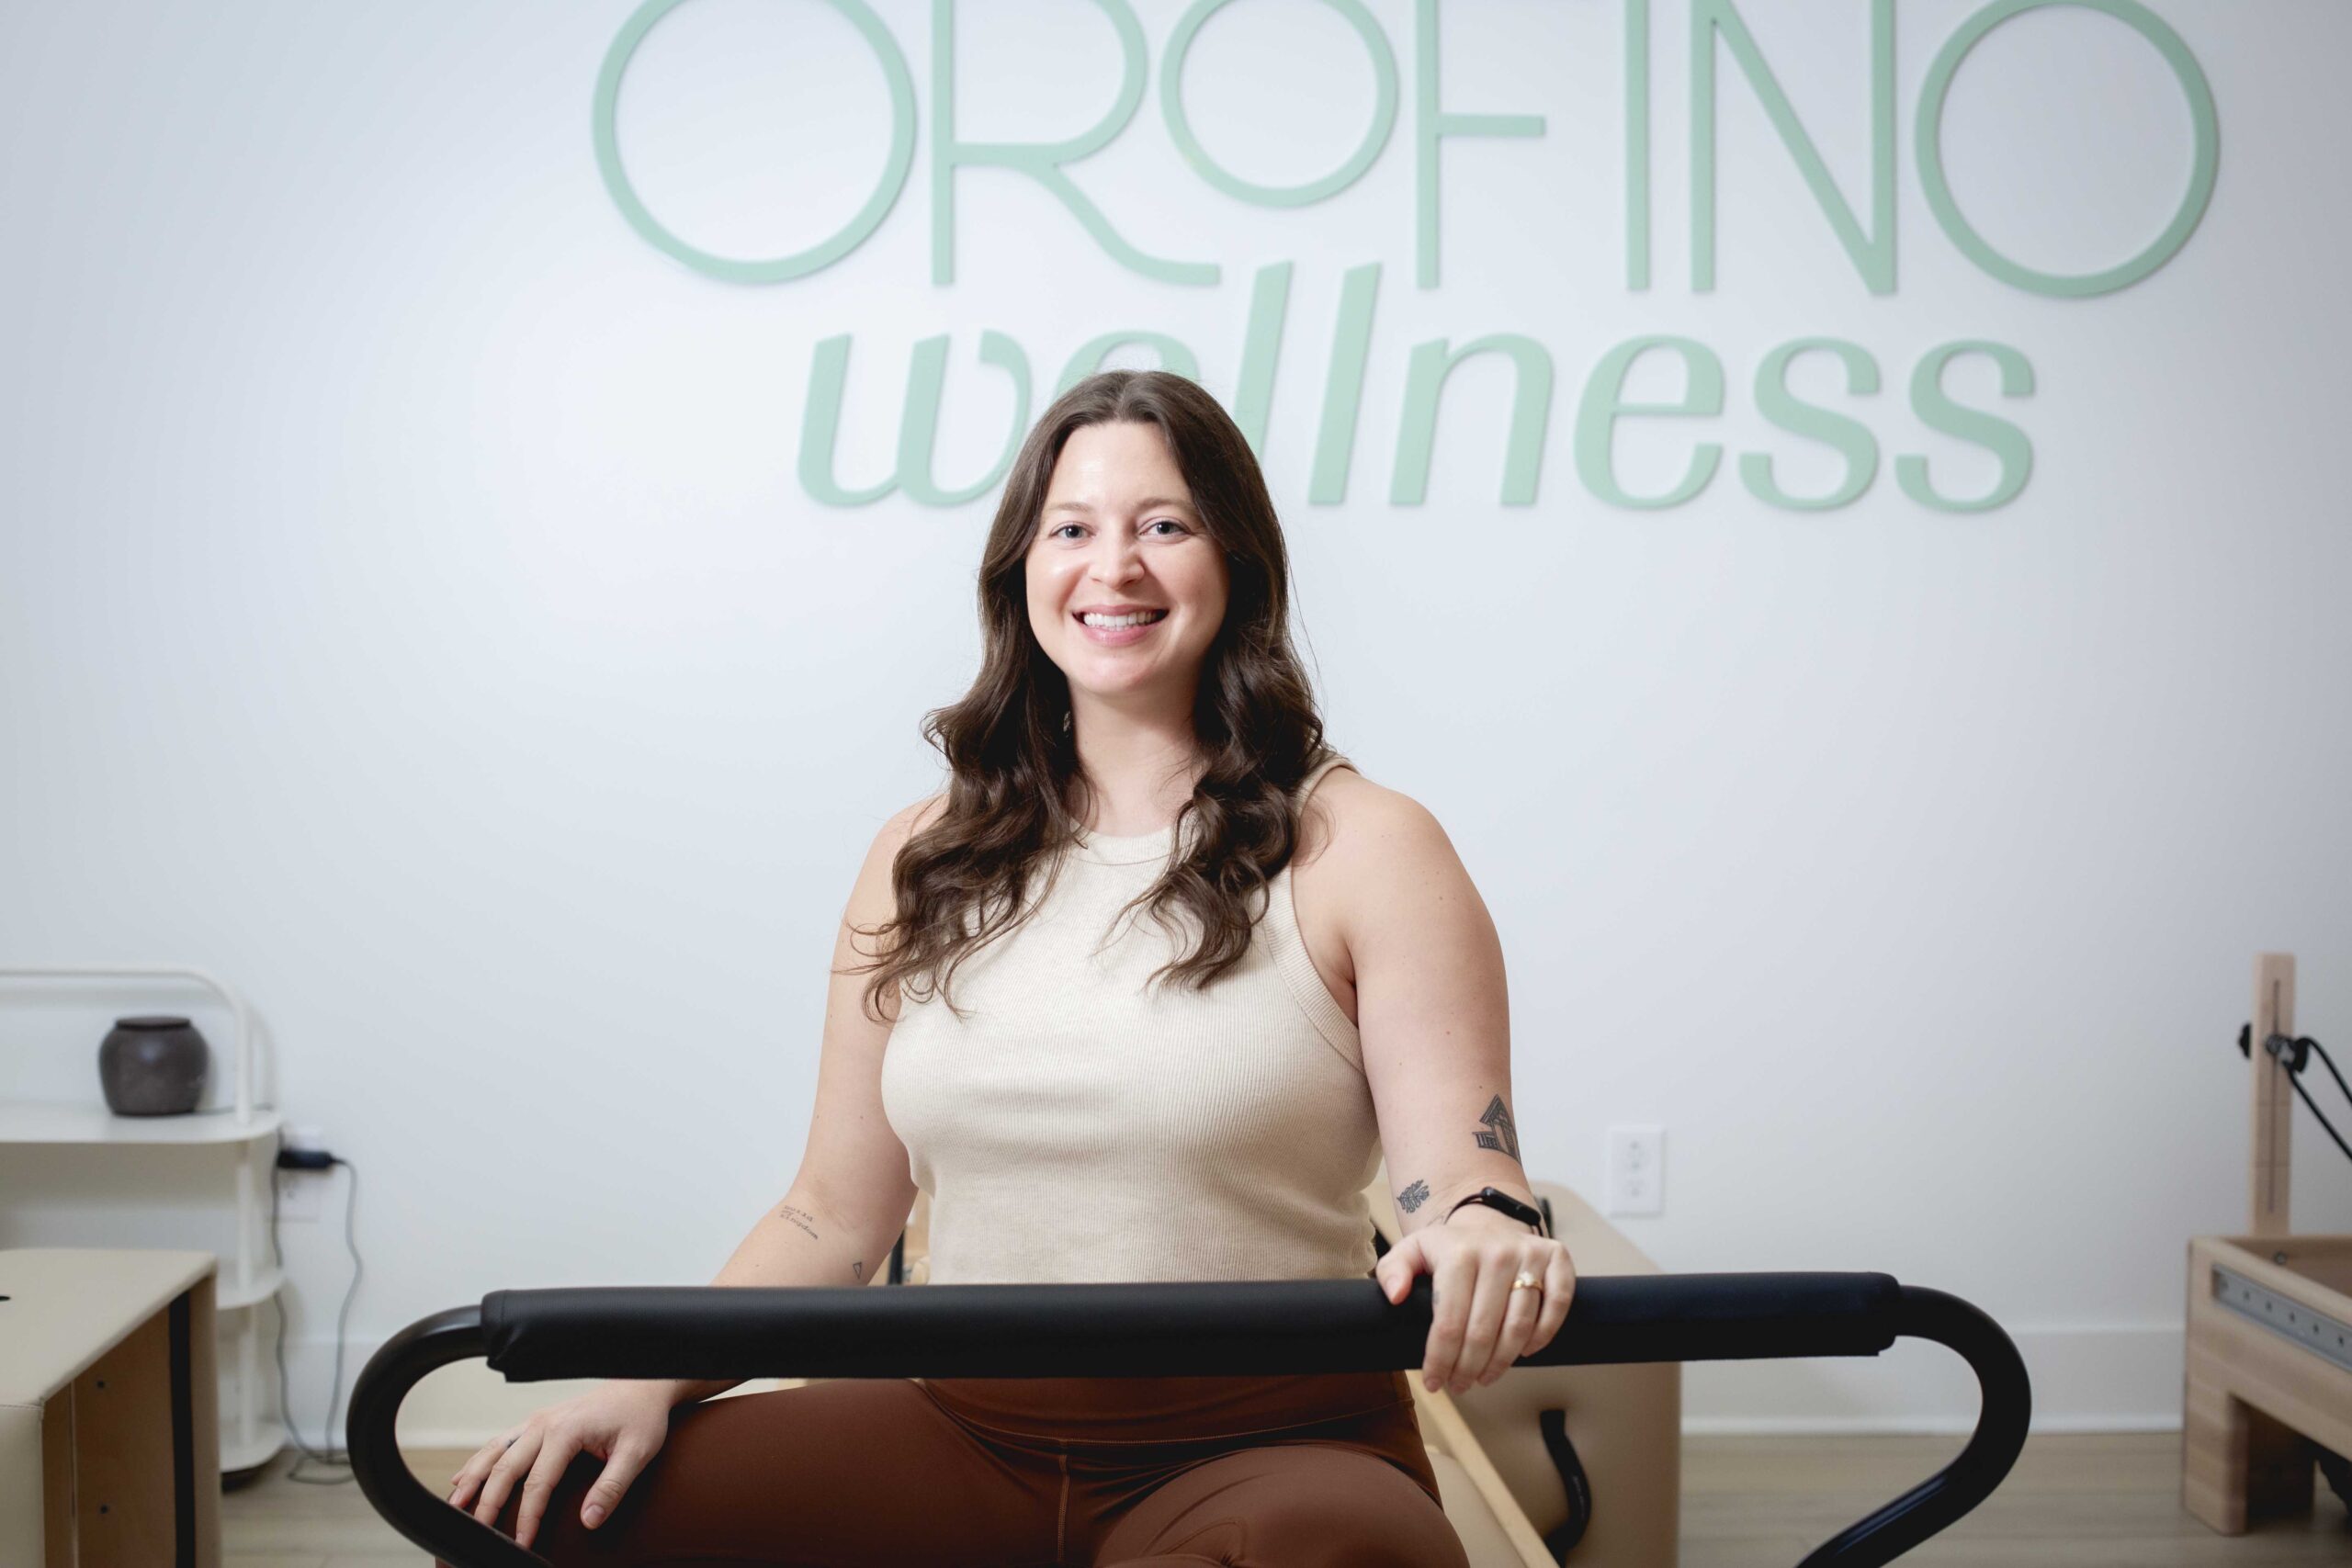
[777,1204,820,1241]
[1475,1093,1521,1161]
[1396,1096,1524,1216]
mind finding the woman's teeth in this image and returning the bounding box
[1080,610,1167,628]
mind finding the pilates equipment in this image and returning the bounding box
[2183,952,2352,1529]
[346,1175,2031,1568]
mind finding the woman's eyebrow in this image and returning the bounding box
[1045,495,1196,515]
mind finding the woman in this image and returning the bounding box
[444,370,1576,1566]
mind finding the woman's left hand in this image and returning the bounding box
[1374,1208,1576,1393]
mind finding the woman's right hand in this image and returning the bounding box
[445,1380,677,1551]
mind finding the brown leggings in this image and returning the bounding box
[453,1369,1471,1567]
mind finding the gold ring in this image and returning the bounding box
[1510,1271,1540,1292]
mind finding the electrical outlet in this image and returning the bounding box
[1606,1124,1665,1217]
[276,1169,323,1224]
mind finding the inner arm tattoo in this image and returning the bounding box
[781,1203,868,1282]
[1475,1093,1521,1161]
[1393,1094,1525,1215]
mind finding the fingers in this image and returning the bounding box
[1424,1242,1577,1393]
[581,1435,659,1533]
[1444,1249,1513,1394]
[1420,1246,1480,1392]
[1533,1247,1577,1353]
[468,1430,539,1536]
[1375,1233,1422,1303]
[447,1430,521,1512]
[1385,1235,1579,1393]
[511,1429,582,1551]
[1461,1247,1536,1389]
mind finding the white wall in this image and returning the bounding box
[1,0,2346,1445]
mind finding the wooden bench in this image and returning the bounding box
[0,1248,222,1568]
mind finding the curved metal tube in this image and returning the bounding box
[347,1272,2029,1568]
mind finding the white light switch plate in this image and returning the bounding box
[1606,1124,1665,1216]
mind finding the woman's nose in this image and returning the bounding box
[1089,535,1144,580]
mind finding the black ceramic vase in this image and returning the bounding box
[98,1015,210,1115]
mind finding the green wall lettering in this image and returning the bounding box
[593,0,917,284]
[1691,0,1897,294]
[1575,336,1726,508]
[800,330,1034,505]
[587,5,2206,513]
[932,0,1217,287]
[1743,338,1882,510]
[1917,0,2217,296]
[1392,333,1555,504]
[1897,341,2036,510]
[1310,263,1382,503]
[1415,0,1545,288]
[1162,0,1397,208]
[1231,263,1293,456]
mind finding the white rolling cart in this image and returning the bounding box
[0,964,288,1478]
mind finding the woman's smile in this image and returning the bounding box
[1073,607,1168,646]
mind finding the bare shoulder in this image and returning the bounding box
[1293,767,1466,985]
[847,791,950,919]
[865,790,951,863]
[1300,765,1452,870]
[892,790,952,842]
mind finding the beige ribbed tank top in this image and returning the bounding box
[878,754,1374,1285]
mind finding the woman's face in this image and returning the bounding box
[1025,420,1230,715]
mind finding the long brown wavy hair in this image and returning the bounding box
[847,369,1343,1024]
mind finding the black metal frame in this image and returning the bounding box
[346,1270,2029,1568]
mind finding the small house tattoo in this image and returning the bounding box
[1474,1094,1521,1161]
[1396,1178,1431,1213]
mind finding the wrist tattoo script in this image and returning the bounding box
[777,1204,820,1241]
[1474,1094,1521,1161]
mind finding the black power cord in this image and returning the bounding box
[266,1142,363,1485]
[2235,1025,2352,1166]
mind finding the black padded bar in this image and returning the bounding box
[348,1272,2030,1568]
[482,1271,1902,1382]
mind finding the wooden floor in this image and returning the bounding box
[216,1432,2351,1566]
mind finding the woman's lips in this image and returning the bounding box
[1073,611,1165,647]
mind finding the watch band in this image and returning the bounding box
[1443,1186,1547,1236]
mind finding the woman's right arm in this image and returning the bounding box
[447,792,947,1548]
[656,790,943,1408]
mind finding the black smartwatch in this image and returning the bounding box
[1442,1186,1547,1237]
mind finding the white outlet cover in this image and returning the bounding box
[1605,1125,1666,1217]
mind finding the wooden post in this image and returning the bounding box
[2181,952,2321,1532]
[2250,953,2295,1238]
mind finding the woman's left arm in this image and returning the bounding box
[1329,784,1576,1394]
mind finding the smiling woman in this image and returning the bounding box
[435,370,1532,1568]
[854,369,1351,1012]
[1025,423,1230,758]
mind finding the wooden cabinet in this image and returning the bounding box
[1,1247,223,1568]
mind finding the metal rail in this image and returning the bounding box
[347,1271,2029,1567]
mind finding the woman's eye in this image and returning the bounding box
[1049,520,1186,540]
